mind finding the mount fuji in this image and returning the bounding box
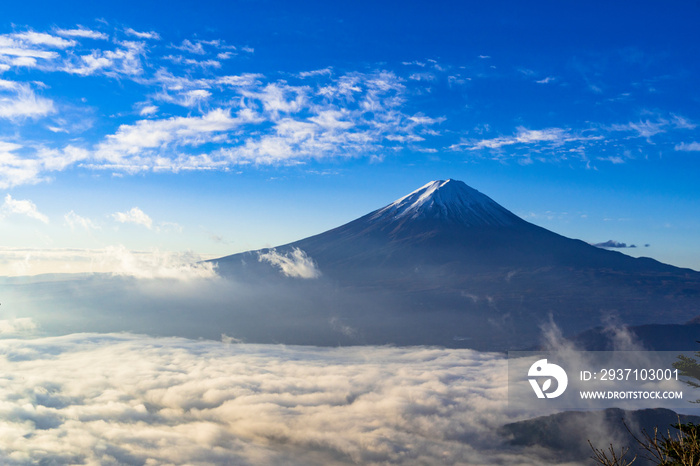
[214,180,700,350]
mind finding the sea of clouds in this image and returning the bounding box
[0,257,654,464]
[0,332,595,465]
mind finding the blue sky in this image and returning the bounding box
[0,0,699,274]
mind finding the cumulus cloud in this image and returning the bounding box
[258,247,321,279]
[1,194,48,223]
[0,333,570,465]
[111,207,153,229]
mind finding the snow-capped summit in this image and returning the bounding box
[370,179,520,227]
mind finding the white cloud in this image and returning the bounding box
[139,104,158,116]
[610,119,666,139]
[64,211,99,231]
[0,33,60,62]
[409,72,435,81]
[173,89,212,107]
[0,140,23,152]
[183,58,221,68]
[112,207,153,229]
[0,141,42,188]
[12,31,76,48]
[242,82,309,115]
[607,115,695,142]
[92,108,261,170]
[675,141,700,151]
[298,67,333,78]
[55,27,108,40]
[38,144,90,170]
[0,45,56,60]
[62,52,113,76]
[535,76,555,84]
[151,69,215,92]
[460,127,573,150]
[0,31,75,71]
[0,26,443,182]
[46,125,69,133]
[207,71,438,166]
[1,194,49,223]
[173,39,206,54]
[217,73,263,87]
[0,144,89,189]
[0,317,36,334]
[671,114,696,130]
[0,333,567,465]
[124,28,160,40]
[598,155,626,164]
[62,41,145,77]
[258,247,320,279]
[0,80,54,120]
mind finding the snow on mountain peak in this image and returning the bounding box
[370,179,520,227]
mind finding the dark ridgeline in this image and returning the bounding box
[214,180,700,350]
[501,408,700,465]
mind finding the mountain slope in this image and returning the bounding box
[214,179,700,350]
[284,179,678,272]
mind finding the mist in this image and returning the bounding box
[0,270,528,349]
